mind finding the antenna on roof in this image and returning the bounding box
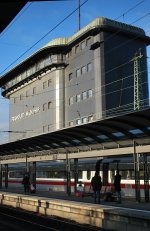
[78,0,81,31]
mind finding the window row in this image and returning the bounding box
[69,115,94,127]
[5,54,64,90]
[75,37,91,53]
[69,62,92,81]
[66,37,91,58]
[69,89,93,105]
[43,79,52,89]
[43,101,53,111]
[13,81,52,103]
[43,124,53,133]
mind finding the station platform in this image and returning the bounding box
[0,187,150,231]
[0,186,150,211]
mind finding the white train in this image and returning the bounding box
[3,156,149,199]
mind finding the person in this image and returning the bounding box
[91,172,102,204]
[114,170,121,203]
[75,181,84,197]
[22,174,30,193]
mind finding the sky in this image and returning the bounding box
[0,0,150,144]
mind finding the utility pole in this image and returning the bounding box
[132,49,143,111]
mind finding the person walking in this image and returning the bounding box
[22,174,30,193]
[114,170,121,203]
[91,172,102,204]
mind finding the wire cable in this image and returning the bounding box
[0,0,89,75]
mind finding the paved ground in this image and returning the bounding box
[1,187,150,212]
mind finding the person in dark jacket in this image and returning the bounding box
[114,170,121,203]
[22,174,30,193]
[91,172,102,204]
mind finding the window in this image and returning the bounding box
[82,91,87,100]
[69,97,73,105]
[87,89,93,98]
[14,97,17,103]
[20,94,23,100]
[76,94,81,102]
[76,69,80,77]
[48,124,52,131]
[88,115,93,122]
[43,125,47,133]
[87,63,92,72]
[45,56,52,66]
[76,119,81,125]
[33,87,36,95]
[43,81,47,89]
[48,79,52,87]
[27,69,31,77]
[81,41,86,50]
[17,75,22,82]
[69,121,74,127]
[69,73,73,81]
[82,117,88,124]
[48,101,52,109]
[26,90,29,97]
[43,103,47,111]
[81,66,86,75]
[75,45,80,53]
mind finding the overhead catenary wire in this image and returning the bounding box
[0,0,89,76]
[0,0,148,76]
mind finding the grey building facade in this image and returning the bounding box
[0,17,150,142]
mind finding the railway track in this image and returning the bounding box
[0,205,113,231]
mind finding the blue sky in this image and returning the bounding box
[0,0,150,143]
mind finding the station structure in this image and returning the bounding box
[0,10,150,203]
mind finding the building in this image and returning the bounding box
[0,17,150,142]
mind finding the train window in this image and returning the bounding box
[36,171,66,179]
[119,170,136,180]
[9,171,24,178]
[70,170,82,179]
[87,169,91,180]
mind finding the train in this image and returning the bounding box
[1,156,149,199]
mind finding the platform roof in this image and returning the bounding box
[0,108,150,158]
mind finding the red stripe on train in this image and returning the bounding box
[7,180,150,189]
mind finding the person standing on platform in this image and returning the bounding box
[91,172,102,204]
[22,174,30,193]
[114,170,122,203]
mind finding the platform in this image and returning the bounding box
[0,187,150,231]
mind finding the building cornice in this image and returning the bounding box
[0,17,150,87]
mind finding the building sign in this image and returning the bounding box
[12,107,40,122]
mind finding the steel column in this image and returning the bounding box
[4,164,8,189]
[74,158,78,193]
[32,162,36,191]
[0,164,2,188]
[133,141,141,203]
[26,155,30,175]
[66,153,71,196]
[143,153,149,202]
